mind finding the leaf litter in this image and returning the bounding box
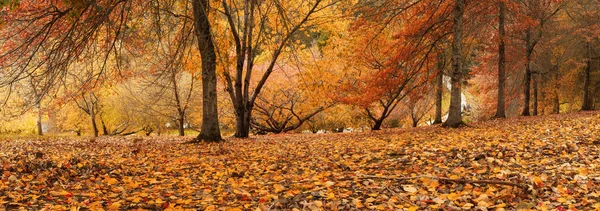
[0,111,599,210]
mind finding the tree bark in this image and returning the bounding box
[101,117,109,135]
[533,75,538,115]
[90,111,99,138]
[37,103,43,136]
[494,0,506,118]
[372,119,383,130]
[582,42,593,111]
[192,0,223,142]
[522,31,533,116]
[178,117,185,136]
[443,0,465,128]
[434,55,444,124]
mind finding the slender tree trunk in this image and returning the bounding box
[412,118,418,128]
[443,0,465,128]
[193,0,223,142]
[533,75,538,115]
[494,0,506,118]
[90,111,99,138]
[522,33,533,116]
[434,55,444,124]
[582,42,593,111]
[178,117,185,136]
[100,118,108,135]
[37,103,43,136]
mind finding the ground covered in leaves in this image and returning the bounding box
[1,111,600,210]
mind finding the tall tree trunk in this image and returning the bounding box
[192,0,223,142]
[37,103,43,136]
[434,55,444,124]
[443,0,465,128]
[582,42,593,111]
[494,0,506,118]
[533,75,538,116]
[522,32,533,116]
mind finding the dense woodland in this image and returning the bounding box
[0,0,600,210]
[0,0,597,140]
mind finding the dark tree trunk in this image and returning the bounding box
[494,0,506,118]
[90,113,99,138]
[101,118,109,135]
[443,0,465,128]
[434,55,444,124]
[582,42,593,111]
[372,119,383,130]
[178,117,185,136]
[192,0,223,142]
[412,119,418,128]
[234,107,251,138]
[522,32,533,116]
[37,103,43,136]
[533,75,538,116]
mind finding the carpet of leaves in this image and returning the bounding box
[1,111,600,211]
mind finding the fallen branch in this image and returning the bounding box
[359,174,527,190]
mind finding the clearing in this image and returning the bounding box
[1,111,600,210]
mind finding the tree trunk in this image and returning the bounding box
[192,0,223,142]
[522,33,533,116]
[90,112,99,138]
[494,0,506,118]
[178,117,185,136]
[443,0,465,128]
[434,55,444,124]
[533,75,538,116]
[101,118,109,135]
[412,119,418,128]
[582,42,593,111]
[37,103,43,136]
[372,119,383,130]
[234,109,251,137]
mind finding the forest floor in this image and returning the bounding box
[1,111,600,210]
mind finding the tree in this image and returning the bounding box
[0,0,224,141]
[494,0,507,118]
[192,0,223,141]
[512,0,564,116]
[217,0,335,138]
[443,0,465,128]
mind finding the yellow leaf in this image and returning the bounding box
[532,176,543,186]
[447,193,459,201]
[273,184,285,193]
[402,185,418,193]
[407,206,419,211]
[314,200,323,207]
[355,199,364,208]
[366,197,376,203]
[108,202,121,210]
[557,197,567,203]
[205,205,216,211]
